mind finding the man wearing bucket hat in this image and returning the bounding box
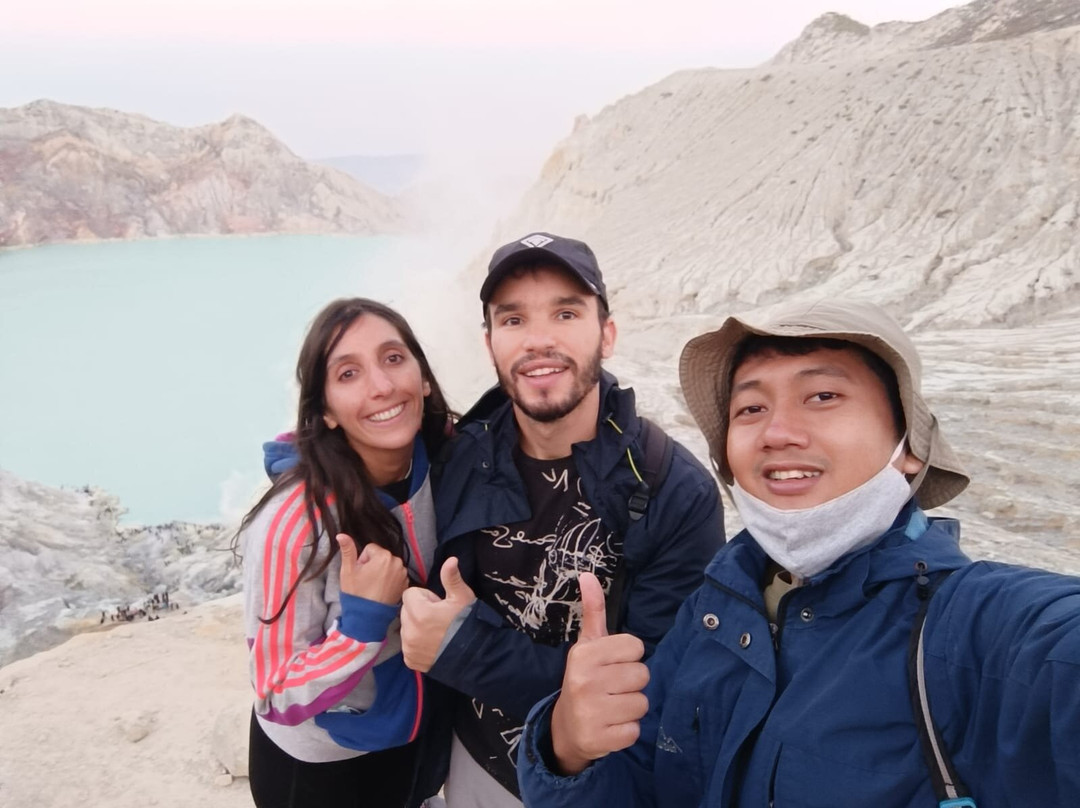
[399,233,724,807]
[517,297,1080,807]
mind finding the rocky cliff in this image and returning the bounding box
[0,100,403,247]
[472,0,1080,557]
[0,470,240,668]
[772,0,1080,65]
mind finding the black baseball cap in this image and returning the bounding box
[480,232,608,308]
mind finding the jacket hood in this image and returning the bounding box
[261,433,429,499]
[263,432,299,479]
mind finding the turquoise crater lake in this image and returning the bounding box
[0,235,412,524]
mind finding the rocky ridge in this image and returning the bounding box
[772,0,1080,65]
[0,470,240,668]
[0,100,403,247]
[495,7,1080,329]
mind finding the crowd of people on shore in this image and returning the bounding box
[100,590,178,624]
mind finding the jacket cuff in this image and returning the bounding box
[434,600,476,662]
[520,692,600,787]
[429,598,497,679]
[338,593,398,642]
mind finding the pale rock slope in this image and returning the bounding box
[0,470,240,667]
[497,0,1079,329]
[0,595,253,808]
[0,100,403,247]
[475,0,1080,561]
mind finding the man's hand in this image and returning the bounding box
[550,572,650,775]
[400,557,477,672]
[336,535,409,606]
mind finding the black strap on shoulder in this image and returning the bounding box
[907,564,977,808]
[626,416,675,522]
[606,417,675,634]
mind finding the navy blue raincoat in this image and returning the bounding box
[519,503,1080,807]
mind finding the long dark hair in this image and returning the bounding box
[240,298,454,623]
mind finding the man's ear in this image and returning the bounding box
[600,317,617,360]
[898,450,925,476]
[484,329,495,366]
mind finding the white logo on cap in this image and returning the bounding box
[520,234,554,248]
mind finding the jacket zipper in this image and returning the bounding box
[771,593,792,651]
[768,744,782,807]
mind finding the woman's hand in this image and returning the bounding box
[335,534,409,605]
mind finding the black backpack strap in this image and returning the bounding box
[626,416,675,522]
[907,564,977,808]
[606,417,675,634]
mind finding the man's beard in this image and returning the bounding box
[497,346,603,424]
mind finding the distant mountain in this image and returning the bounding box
[314,153,425,195]
[773,0,1080,64]
[468,0,1080,555]
[0,100,404,248]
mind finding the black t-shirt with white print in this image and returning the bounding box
[455,446,619,796]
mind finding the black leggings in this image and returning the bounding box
[248,711,421,808]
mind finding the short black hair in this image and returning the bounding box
[730,336,905,438]
[481,261,611,332]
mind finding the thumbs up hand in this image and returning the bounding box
[400,557,477,672]
[550,572,650,775]
[336,535,409,605]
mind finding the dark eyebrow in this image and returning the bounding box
[797,364,852,381]
[491,301,522,317]
[730,378,761,397]
[327,340,407,367]
[730,364,853,397]
[555,295,588,308]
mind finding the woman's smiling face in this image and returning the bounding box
[322,313,430,480]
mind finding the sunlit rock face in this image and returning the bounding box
[0,100,404,248]
[470,0,1080,568]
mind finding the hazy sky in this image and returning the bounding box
[3,1,969,168]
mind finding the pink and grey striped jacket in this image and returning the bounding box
[242,441,436,762]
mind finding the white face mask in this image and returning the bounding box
[730,439,912,580]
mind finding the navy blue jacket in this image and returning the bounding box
[429,371,725,720]
[518,503,1080,806]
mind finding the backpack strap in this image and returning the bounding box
[605,416,675,634]
[627,416,675,521]
[907,564,978,808]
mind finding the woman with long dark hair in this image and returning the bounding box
[239,298,453,808]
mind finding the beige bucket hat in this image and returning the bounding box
[679,298,969,509]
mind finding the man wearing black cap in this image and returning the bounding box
[400,232,724,807]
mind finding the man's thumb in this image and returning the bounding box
[440,557,474,602]
[578,571,608,641]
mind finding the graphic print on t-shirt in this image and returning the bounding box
[477,454,618,646]
[457,450,620,795]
